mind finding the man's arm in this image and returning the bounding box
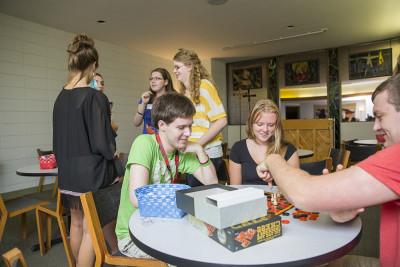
[128,164,149,208]
[286,151,300,168]
[259,154,398,212]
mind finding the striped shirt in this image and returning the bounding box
[189,79,226,156]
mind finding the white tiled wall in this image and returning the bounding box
[0,13,172,193]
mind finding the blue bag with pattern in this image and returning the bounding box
[135,184,190,218]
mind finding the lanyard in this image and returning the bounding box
[155,134,180,183]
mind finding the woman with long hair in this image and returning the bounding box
[53,34,120,266]
[173,48,227,186]
[134,68,175,134]
[229,99,300,185]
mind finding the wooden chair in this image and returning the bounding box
[35,190,74,267]
[300,157,333,175]
[0,193,48,242]
[222,142,228,159]
[36,148,58,198]
[221,158,230,185]
[80,192,167,267]
[2,247,28,267]
[329,148,351,170]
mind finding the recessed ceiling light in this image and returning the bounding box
[207,0,229,5]
[97,20,106,24]
[287,25,295,29]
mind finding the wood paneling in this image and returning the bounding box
[283,119,334,161]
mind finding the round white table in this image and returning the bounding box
[297,149,314,159]
[129,186,362,267]
[354,139,377,145]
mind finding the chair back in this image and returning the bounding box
[221,158,230,184]
[0,194,7,216]
[2,247,28,267]
[345,143,378,164]
[80,192,167,267]
[222,143,228,159]
[341,149,350,168]
[300,158,332,175]
[80,192,108,266]
[36,148,53,156]
[329,148,351,170]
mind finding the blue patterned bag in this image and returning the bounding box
[135,184,190,218]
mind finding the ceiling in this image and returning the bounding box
[1,0,400,62]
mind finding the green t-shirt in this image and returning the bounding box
[115,134,201,240]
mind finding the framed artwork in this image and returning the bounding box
[285,59,320,86]
[349,48,392,80]
[232,65,263,91]
[227,61,268,125]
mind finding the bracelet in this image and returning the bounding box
[198,156,210,165]
[137,111,143,116]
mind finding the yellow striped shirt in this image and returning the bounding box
[189,79,226,149]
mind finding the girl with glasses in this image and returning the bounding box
[173,48,228,187]
[134,68,175,134]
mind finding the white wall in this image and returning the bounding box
[211,59,229,140]
[341,122,375,141]
[0,13,171,193]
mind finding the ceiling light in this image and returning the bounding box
[287,25,295,29]
[97,20,106,24]
[223,28,328,51]
[207,0,229,5]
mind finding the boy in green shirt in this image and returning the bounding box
[116,93,218,257]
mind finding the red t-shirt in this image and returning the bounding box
[358,144,400,267]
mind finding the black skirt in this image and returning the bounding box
[61,182,122,227]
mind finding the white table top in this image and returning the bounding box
[354,139,378,145]
[129,186,361,267]
[297,149,314,159]
[16,164,58,177]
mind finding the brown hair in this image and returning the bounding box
[173,48,213,104]
[148,68,176,103]
[372,73,400,111]
[66,34,98,86]
[246,99,287,155]
[152,93,196,129]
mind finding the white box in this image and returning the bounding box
[176,185,267,229]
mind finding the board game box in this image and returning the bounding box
[188,213,282,252]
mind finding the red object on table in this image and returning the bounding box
[38,154,57,169]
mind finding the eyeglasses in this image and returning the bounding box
[149,77,164,81]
